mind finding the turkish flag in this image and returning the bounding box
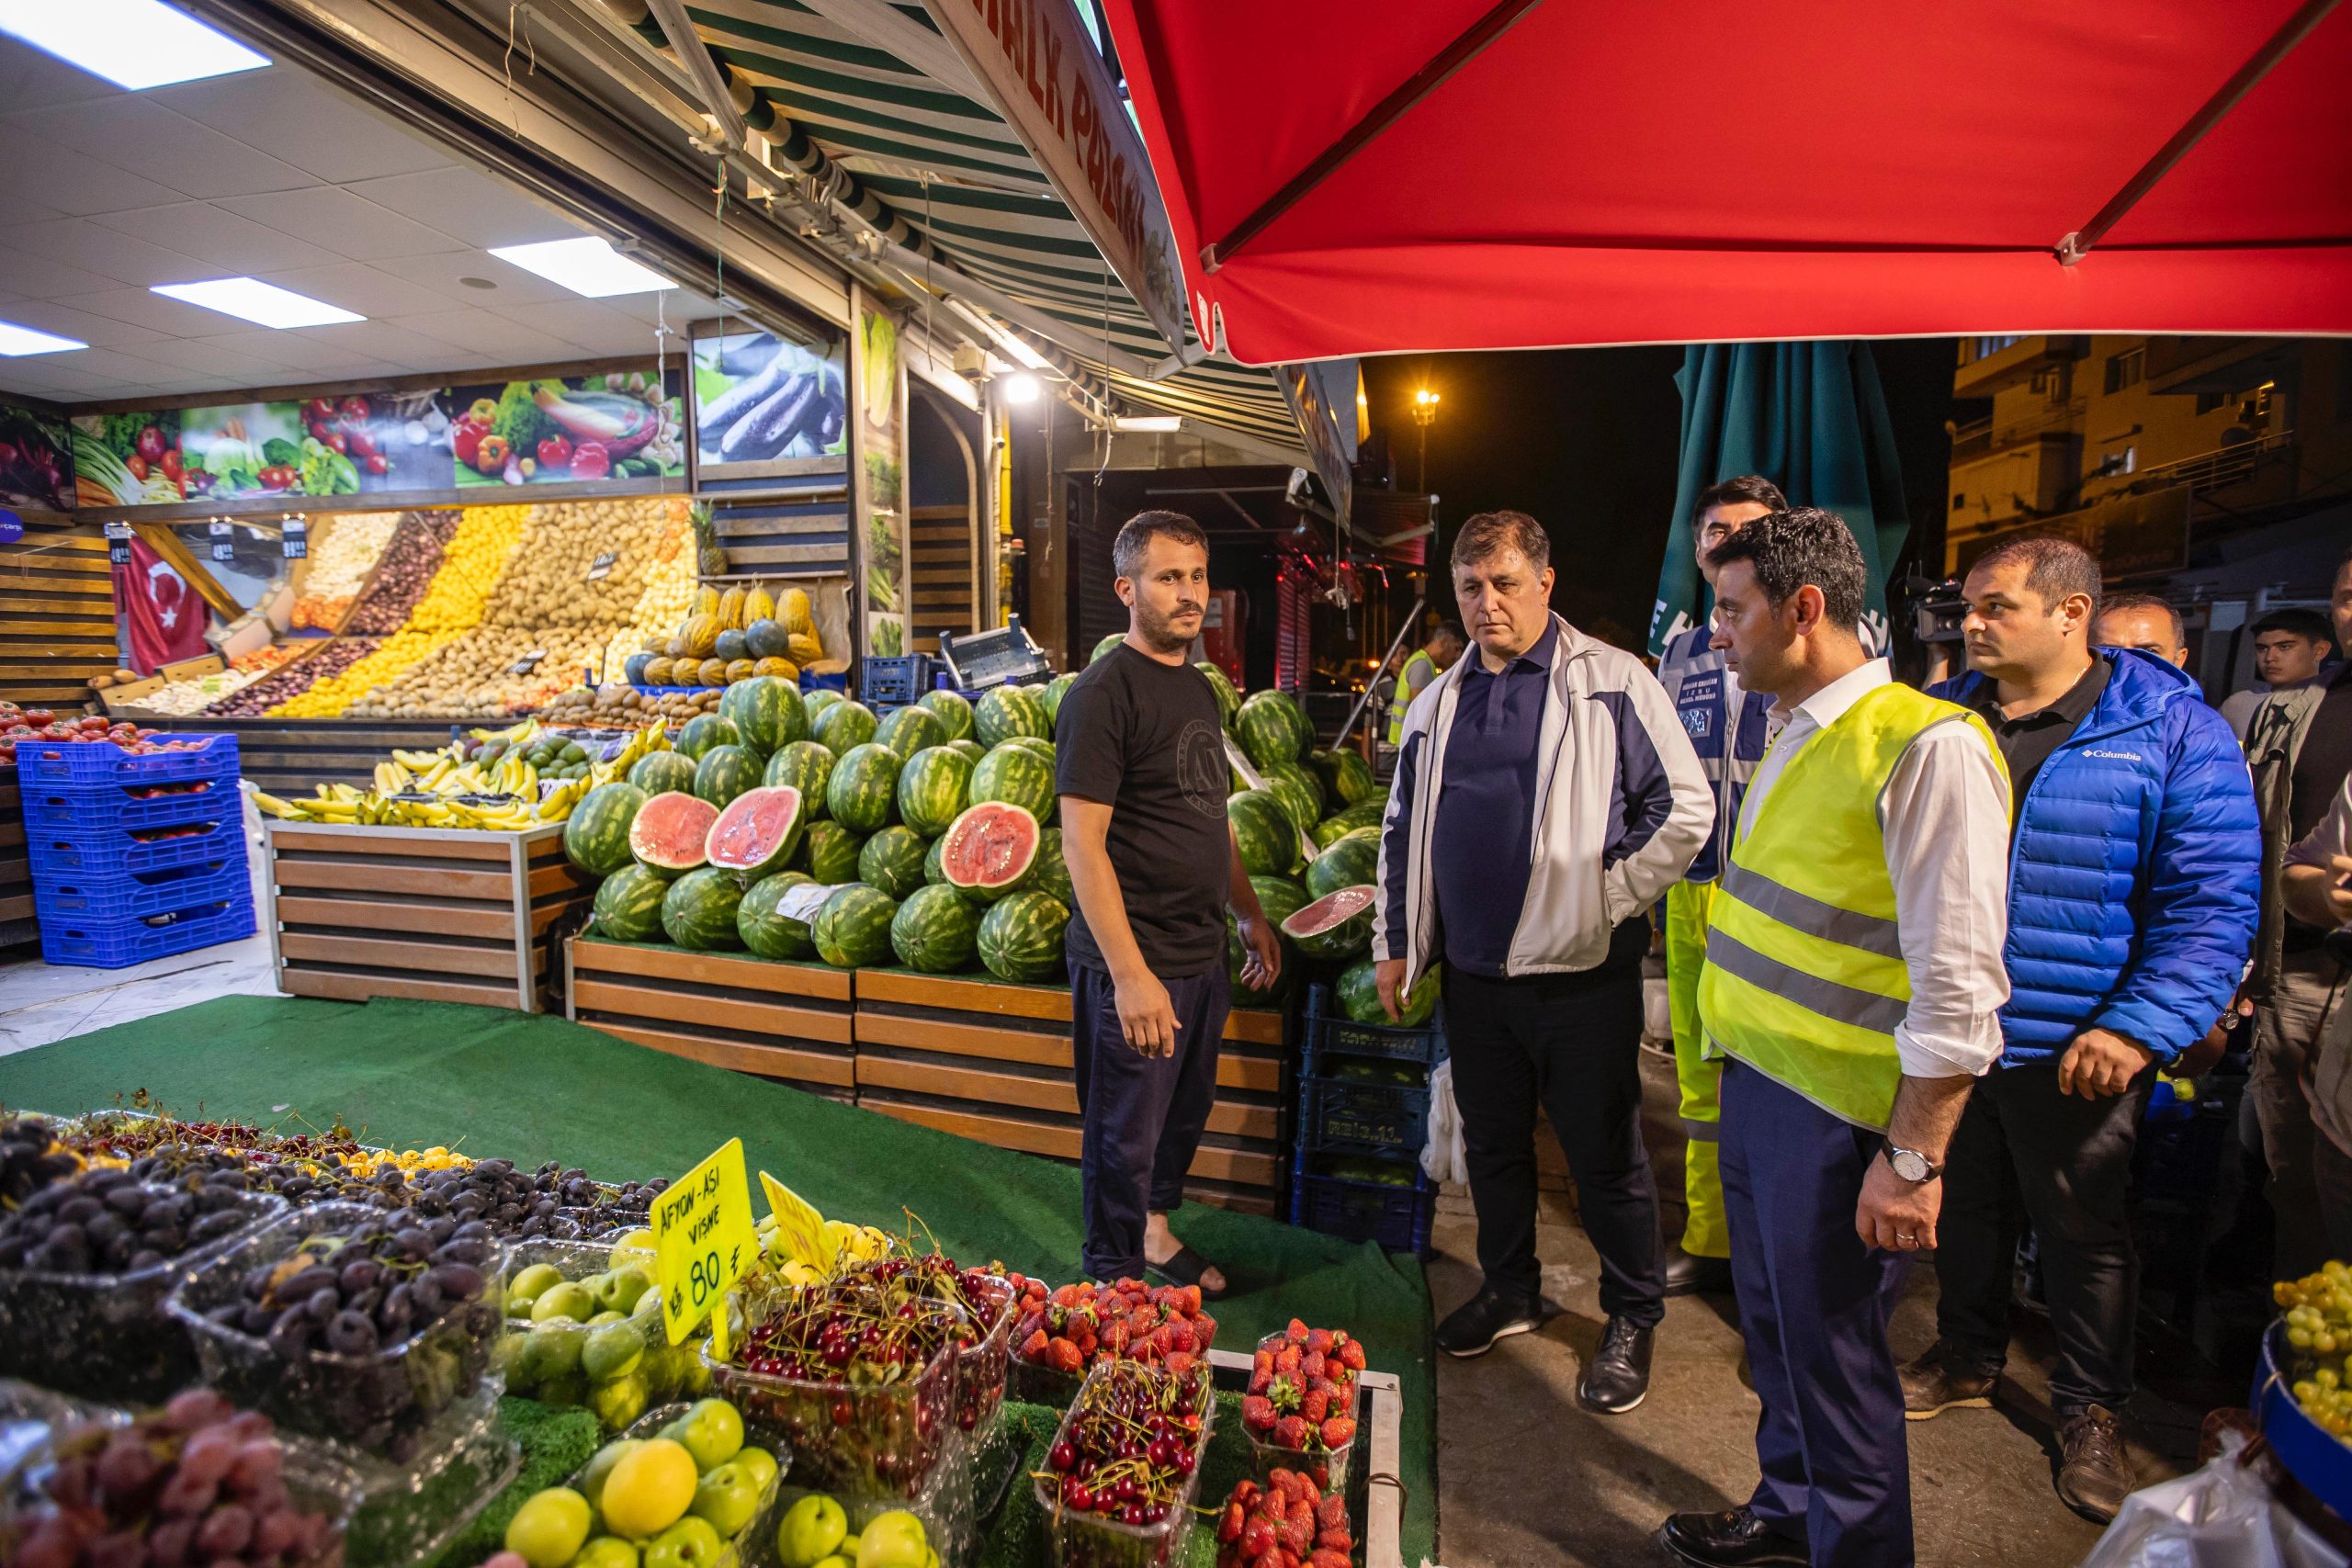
[113,536,209,674]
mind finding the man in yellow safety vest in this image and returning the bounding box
[1657,509,2013,1568]
[1385,621,1466,745]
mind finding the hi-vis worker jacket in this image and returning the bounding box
[1372,615,1712,993]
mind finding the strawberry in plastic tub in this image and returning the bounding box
[1005,1276,1218,1404]
[1213,1468,1354,1568]
[1239,1321,1365,1492]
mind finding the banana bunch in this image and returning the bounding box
[253,717,672,832]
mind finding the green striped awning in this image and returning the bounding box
[673,0,1306,452]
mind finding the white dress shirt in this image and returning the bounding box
[1737,658,2012,1080]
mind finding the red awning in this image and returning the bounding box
[1097,0,2352,365]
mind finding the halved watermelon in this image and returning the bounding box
[1280,884,1377,960]
[706,785,805,882]
[938,801,1040,900]
[629,791,720,879]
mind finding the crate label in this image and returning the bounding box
[585,550,619,581]
[509,649,547,676]
[652,1138,757,1349]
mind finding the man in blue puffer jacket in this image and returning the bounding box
[1899,537,2258,1526]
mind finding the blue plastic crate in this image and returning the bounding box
[1288,1155,1437,1258]
[28,804,241,878]
[1298,1069,1431,1155]
[860,654,935,709]
[1302,985,1446,1068]
[24,775,237,832]
[17,735,238,791]
[40,894,254,969]
[32,857,249,923]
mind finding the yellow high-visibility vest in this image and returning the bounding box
[1387,648,1439,745]
[1698,682,2004,1131]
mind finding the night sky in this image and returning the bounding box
[1360,340,1960,649]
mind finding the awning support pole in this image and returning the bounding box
[2055,0,2339,265]
[641,0,751,151]
[1197,0,1545,274]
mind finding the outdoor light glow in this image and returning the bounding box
[0,321,87,356]
[1113,414,1182,433]
[0,0,270,90]
[151,278,363,328]
[1004,373,1042,404]
[489,237,673,298]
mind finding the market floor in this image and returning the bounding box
[1429,1046,2237,1568]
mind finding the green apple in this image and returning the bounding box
[573,1538,639,1568]
[509,1262,567,1304]
[518,1325,584,1384]
[531,1280,597,1324]
[586,1371,650,1433]
[661,1398,744,1472]
[733,1448,777,1495]
[811,1557,852,1568]
[775,1495,848,1568]
[535,1372,588,1409]
[491,1331,530,1384]
[503,1487,591,1568]
[588,1310,627,1326]
[644,1516,722,1568]
[838,1536,861,1562]
[690,1458,765,1538]
[856,1512,926,1568]
[597,1265,655,1314]
[579,1439,644,1515]
[582,1323,645,1383]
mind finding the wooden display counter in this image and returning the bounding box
[151,716,458,795]
[262,819,593,1011]
[853,968,1290,1215]
[564,936,855,1100]
[0,763,30,947]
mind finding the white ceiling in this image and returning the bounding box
[0,34,729,405]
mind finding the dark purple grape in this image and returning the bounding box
[57,1195,102,1224]
[338,1258,380,1294]
[427,1261,483,1300]
[306,1286,341,1322]
[326,1309,380,1356]
[266,1304,313,1357]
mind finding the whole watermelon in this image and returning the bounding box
[946,739,986,766]
[739,870,817,959]
[1250,874,1311,933]
[1042,672,1078,732]
[891,883,981,973]
[624,652,654,686]
[922,833,951,886]
[1306,827,1381,899]
[813,885,897,968]
[1196,662,1241,728]
[804,689,843,728]
[967,744,1056,821]
[715,628,750,664]
[1263,772,1320,836]
[1237,688,1311,768]
[628,750,698,796]
[974,683,1051,749]
[677,713,741,761]
[1311,748,1380,808]
[1339,956,1438,1026]
[720,675,805,754]
[874,705,944,761]
[1000,736,1056,763]
[1312,799,1387,847]
[977,891,1069,983]
[693,744,763,810]
[1264,759,1326,817]
[802,820,865,885]
[1090,633,1126,664]
[826,742,901,833]
[563,782,646,877]
[590,863,668,942]
[662,867,745,951]
[1228,789,1297,877]
[1028,826,1072,907]
[897,746,975,838]
[859,825,929,900]
[812,698,878,758]
[918,689,974,741]
[764,739,837,816]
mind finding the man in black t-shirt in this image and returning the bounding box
[1056,511,1283,1294]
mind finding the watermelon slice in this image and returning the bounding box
[938,801,1040,899]
[629,791,721,879]
[706,785,805,882]
[1281,884,1377,960]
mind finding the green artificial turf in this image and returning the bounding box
[0,995,1435,1562]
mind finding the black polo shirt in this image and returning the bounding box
[1971,657,2110,826]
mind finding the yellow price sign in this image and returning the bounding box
[759,1170,828,1267]
[651,1138,758,1352]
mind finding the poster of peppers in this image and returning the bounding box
[445,368,684,488]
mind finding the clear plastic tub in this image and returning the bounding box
[493,1236,698,1428]
[336,1383,519,1568]
[1241,1331,1363,1495]
[1034,1359,1216,1568]
[164,1201,508,1460]
[951,1273,1016,1438]
[571,1401,790,1568]
[0,1181,284,1402]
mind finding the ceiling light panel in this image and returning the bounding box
[0,0,270,91]
[151,276,365,328]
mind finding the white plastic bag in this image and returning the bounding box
[1422,1058,1467,1186]
[2077,1434,2315,1568]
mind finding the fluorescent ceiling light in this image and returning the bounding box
[1003,374,1041,405]
[489,237,672,298]
[1113,415,1182,434]
[0,321,86,356]
[151,277,362,328]
[0,0,269,90]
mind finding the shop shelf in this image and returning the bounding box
[1032,1359,1216,1568]
[28,800,241,877]
[31,856,248,924]
[164,1201,508,1460]
[0,1183,284,1402]
[1239,1330,1363,1495]
[17,733,239,790]
[1301,985,1446,1070]
[1288,1153,1437,1259]
[23,773,236,831]
[39,893,254,969]
[1296,1069,1431,1156]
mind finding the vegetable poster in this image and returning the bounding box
[445,369,684,488]
[0,397,74,512]
[852,305,908,659]
[692,329,847,476]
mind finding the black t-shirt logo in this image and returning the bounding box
[1176,719,1227,818]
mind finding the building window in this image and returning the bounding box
[1969,334,2022,363]
[1952,492,1966,510]
[2196,389,2226,414]
[2104,348,2143,394]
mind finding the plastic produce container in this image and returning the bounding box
[494,1236,695,1429]
[1033,1359,1216,1568]
[25,807,241,876]
[1301,984,1446,1069]
[164,1201,508,1460]
[17,733,239,790]
[33,857,248,922]
[1297,1070,1433,1155]
[569,1402,791,1568]
[338,1383,520,1568]
[951,1272,1016,1438]
[1240,1331,1363,1495]
[0,1183,283,1402]
[23,773,235,831]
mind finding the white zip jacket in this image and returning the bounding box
[1373,614,1712,992]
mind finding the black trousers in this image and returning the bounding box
[1935,1062,2151,1415]
[1071,957,1228,1281]
[1443,942,1666,1325]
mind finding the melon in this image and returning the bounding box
[813,884,897,968]
[628,750,698,796]
[764,740,836,815]
[891,882,981,973]
[719,674,806,754]
[801,820,865,885]
[1227,789,1298,877]
[938,801,1040,900]
[973,683,1051,749]
[1091,633,1126,664]
[1281,884,1376,960]
[739,870,817,959]
[1339,955,1437,1027]
[677,713,741,761]
[562,781,646,878]
[896,746,975,838]
[826,742,901,834]
[693,743,763,810]
[590,863,669,943]
[1196,662,1241,728]
[858,824,929,900]
[1306,827,1381,899]
[662,866,745,951]
[706,785,805,882]
[629,792,719,878]
[977,891,1069,983]
[874,704,944,761]
[812,698,878,757]
[1237,688,1312,769]
[918,689,974,741]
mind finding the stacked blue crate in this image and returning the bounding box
[1287,984,1444,1257]
[21,736,254,969]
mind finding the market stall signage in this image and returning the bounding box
[208,521,234,562]
[104,520,131,565]
[280,519,307,560]
[585,549,618,581]
[652,1137,758,1349]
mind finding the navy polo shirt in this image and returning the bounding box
[1430,622,1555,976]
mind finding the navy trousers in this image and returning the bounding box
[1720,1060,1914,1568]
[1071,957,1228,1280]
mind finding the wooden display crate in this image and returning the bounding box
[0,525,120,712]
[853,968,1290,1215]
[263,819,592,1011]
[0,763,31,947]
[564,935,855,1099]
[152,716,458,795]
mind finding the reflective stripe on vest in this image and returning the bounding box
[1388,649,1438,743]
[1697,682,2004,1131]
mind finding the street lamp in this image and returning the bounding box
[1410,388,1440,493]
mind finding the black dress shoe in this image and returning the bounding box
[1434,1285,1543,1358]
[1663,1247,1736,1297]
[1657,1507,1808,1565]
[1578,1314,1654,1413]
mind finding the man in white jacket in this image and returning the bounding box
[1374,509,1712,1412]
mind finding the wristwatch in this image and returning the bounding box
[1883,1143,1942,1184]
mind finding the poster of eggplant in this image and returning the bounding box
[692,328,847,476]
[445,369,684,488]
[0,398,77,512]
